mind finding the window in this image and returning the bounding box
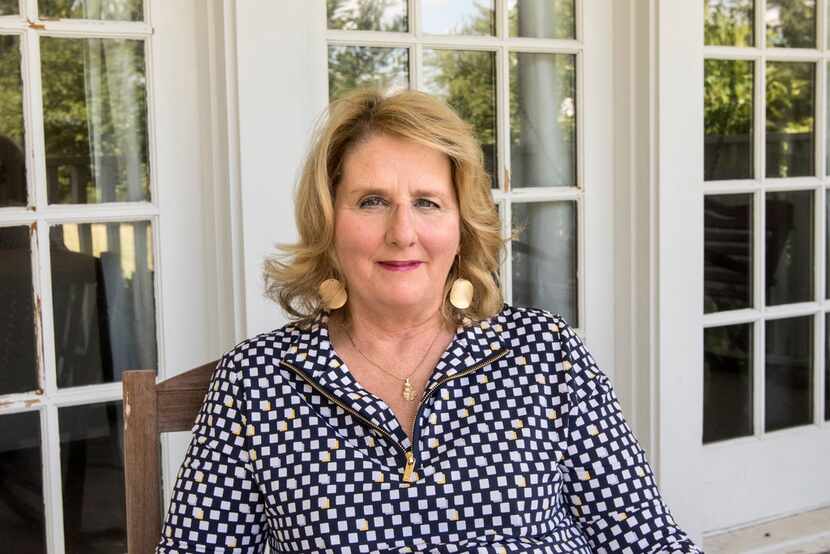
[702,0,828,445]
[0,1,156,550]
[326,0,582,326]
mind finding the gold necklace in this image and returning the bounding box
[344,322,444,402]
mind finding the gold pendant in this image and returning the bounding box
[402,378,416,401]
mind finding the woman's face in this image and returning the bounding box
[333,133,461,318]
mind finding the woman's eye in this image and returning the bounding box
[358,196,386,208]
[415,198,439,209]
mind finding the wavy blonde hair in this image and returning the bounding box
[264,87,505,325]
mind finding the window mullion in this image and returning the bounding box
[411,42,421,91]
[42,404,66,554]
[24,27,46,209]
[503,195,512,305]
[410,0,419,38]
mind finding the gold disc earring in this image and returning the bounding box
[449,257,474,310]
[319,278,347,310]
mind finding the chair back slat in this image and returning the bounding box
[123,370,162,554]
[157,362,216,433]
[123,359,219,552]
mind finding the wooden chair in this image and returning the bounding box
[122,360,219,554]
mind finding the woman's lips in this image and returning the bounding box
[377,261,422,271]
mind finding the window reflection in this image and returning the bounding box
[765,62,815,178]
[765,316,813,432]
[766,0,815,49]
[41,37,149,204]
[50,222,157,388]
[704,194,753,313]
[704,324,753,443]
[509,52,576,188]
[422,49,497,188]
[328,45,409,101]
[704,59,753,181]
[422,0,494,36]
[38,0,143,21]
[0,0,18,15]
[704,0,754,47]
[512,201,578,325]
[0,34,26,207]
[327,0,407,32]
[765,190,813,306]
[826,313,830,421]
[0,226,38,396]
[59,401,126,552]
[0,411,46,553]
[508,0,575,40]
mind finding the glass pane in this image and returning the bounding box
[766,62,815,178]
[328,45,409,101]
[766,0,815,48]
[0,34,26,207]
[509,52,576,188]
[704,323,753,443]
[0,227,38,395]
[50,221,157,388]
[704,194,753,313]
[826,312,830,421]
[827,62,830,176]
[511,201,577,325]
[508,0,575,39]
[59,401,126,552]
[765,316,813,432]
[704,0,754,47]
[327,0,407,31]
[704,59,753,181]
[422,0,494,35]
[422,48,497,188]
[766,190,813,305]
[0,0,18,15]
[41,37,149,204]
[0,411,46,553]
[39,0,142,20]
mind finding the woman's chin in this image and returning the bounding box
[362,290,437,313]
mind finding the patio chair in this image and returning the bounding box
[122,360,219,553]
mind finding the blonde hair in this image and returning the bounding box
[264,88,505,325]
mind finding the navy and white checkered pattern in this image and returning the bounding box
[157,305,701,553]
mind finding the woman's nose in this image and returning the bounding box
[385,204,416,247]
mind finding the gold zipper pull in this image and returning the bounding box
[403,450,416,483]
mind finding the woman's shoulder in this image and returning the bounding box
[214,319,310,374]
[491,303,574,339]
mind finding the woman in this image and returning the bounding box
[156,88,701,553]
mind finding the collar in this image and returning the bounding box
[277,309,508,437]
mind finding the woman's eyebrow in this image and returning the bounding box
[347,187,386,198]
[346,186,449,200]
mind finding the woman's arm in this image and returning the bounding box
[555,316,702,553]
[156,355,268,553]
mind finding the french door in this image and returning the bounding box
[660,0,830,536]
[0,1,227,551]
[237,0,615,376]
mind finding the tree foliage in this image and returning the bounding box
[0,33,149,204]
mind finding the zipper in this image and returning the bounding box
[279,360,406,459]
[409,348,509,480]
[279,347,509,484]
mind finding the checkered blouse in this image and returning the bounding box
[156,305,701,553]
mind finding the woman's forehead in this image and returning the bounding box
[339,136,453,188]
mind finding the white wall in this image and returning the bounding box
[235,0,328,338]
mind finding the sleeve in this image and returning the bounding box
[156,355,268,553]
[555,316,702,554]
